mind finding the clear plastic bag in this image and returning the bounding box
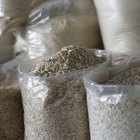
[29,0,97,25]
[29,0,72,25]
[15,0,103,59]
[94,0,140,60]
[83,55,140,140]
[0,0,33,35]
[18,49,110,140]
[31,0,47,9]
[0,53,25,139]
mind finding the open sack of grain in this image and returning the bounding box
[18,46,111,140]
[83,55,140,140]
[15,0,103,59]
[94,0,140,61]
[0,53,25,139]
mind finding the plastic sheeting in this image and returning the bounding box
[0,0,32,34]
[0,33,15,63]
[15,0,103,59]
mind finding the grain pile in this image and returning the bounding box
[85,67,140,140]
[20,46,104,140]
[0,86,24,140]
[31,45,102,76]
[107,67,140,85]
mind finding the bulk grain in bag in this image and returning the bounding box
[94,0,140,60]
[19,46,110,140]
[0,54,25,140]
[83,55,140,140]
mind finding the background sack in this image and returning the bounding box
[0,0,33,34]
[15,0,103,59]
[94,0,140,59]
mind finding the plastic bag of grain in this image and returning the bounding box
[0,0,33,34]
[83,55,140,140]
[94,0,140,60]
[15,0,103,59]
[0,53,25,139]
[18,46,110,140]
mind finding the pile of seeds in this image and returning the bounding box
[107,67,140,85]
[0,86,24,140]
[20,45,104,140]
[86,67,140,140]
[31,45,103,76]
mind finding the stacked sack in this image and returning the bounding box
[18,47,140,140]
[1,0,140,139]
[0,1,106,139]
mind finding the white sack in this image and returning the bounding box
[94,0,140,58]
[0,33,15,63]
